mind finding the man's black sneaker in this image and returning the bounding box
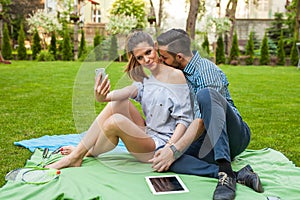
[213,172,236,200]
[237,164,264,193]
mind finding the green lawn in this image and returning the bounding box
[0,61,299,187]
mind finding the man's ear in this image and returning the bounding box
[176,53,185,62]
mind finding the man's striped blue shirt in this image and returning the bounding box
[183,51,239,118]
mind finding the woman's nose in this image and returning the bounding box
[144,56,150,63]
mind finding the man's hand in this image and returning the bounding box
[94,73,110,102]
[149,145,175,172]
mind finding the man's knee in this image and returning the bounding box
[196,88,214,106]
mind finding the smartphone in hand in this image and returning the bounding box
[95,68,106,82]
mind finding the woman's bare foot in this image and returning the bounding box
[45,154,83,169]
[60,146,76,155]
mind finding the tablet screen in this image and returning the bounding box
[145,175,189,195]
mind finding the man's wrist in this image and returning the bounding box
[169,144,182,160]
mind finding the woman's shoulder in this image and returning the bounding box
[167,68,186,84]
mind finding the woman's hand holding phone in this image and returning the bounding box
[94,68,110,102]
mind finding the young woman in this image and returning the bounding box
[46,31,193,169]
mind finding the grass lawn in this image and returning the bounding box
[0,61,299,187]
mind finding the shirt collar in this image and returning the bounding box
[183,51,200,75]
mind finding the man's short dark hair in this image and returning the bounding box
[157,29,192,57]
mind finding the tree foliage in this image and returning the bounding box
[290,39,299,66]
[259,33,270,65]
[32,29,42,60]
[6,0,43,41]
[94,31,104,61]
[17,24,27,60]
[49,32,57,60]
[277,31,286,65]
[110,0,146,29]
[105,14,138,35]
[245,31,254,65]
[78,30,87,60]
[201,34,210,55]
[229,31,239,63]
[216,34,225,65]
[109,34,118,61]
[2,23,13,60]
[62,27,73,61]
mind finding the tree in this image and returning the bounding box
[290,39,298,66]
[32,29,42,60]
[245,31,254,65]
[7,0,43,41]
[105,14,138,35]
[62,27,73,61]
[78,29,87,60]
[109,34,118,61]
[186,0,206,40]
[201,34,210,55]
[229,31,239,64]
[17,24,27,60]
[277,31,286,66]
[27,9,63,49]
[225,0,258,54]
[294,0,300,41]
[94,31,103,61]
[216,34,225,65]
[259,33,270,65]
[49,32,57,60]
[267,12,286,45]
[110,0,146,29]
[2,23,13,60]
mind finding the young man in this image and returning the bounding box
[150,29,263,200]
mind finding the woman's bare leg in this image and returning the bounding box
[91,113,156,162]
[46,100,145,169]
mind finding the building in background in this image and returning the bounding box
[43,0,113,44]
[234,0,288,43]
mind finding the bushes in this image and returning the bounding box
[37,50,55,61]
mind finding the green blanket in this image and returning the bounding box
[1,148,299,200]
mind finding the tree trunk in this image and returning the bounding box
[186,0,199,40]
[225,0,238,55]
[295,0,300,41]
[158,0,163,30]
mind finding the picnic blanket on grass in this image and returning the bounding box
[1,134,299,200]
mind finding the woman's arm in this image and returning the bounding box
[94,74,138,102]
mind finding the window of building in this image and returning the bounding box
[92,8,101,23]
[258,0,268,12]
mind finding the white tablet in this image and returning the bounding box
[145,175,189,195]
